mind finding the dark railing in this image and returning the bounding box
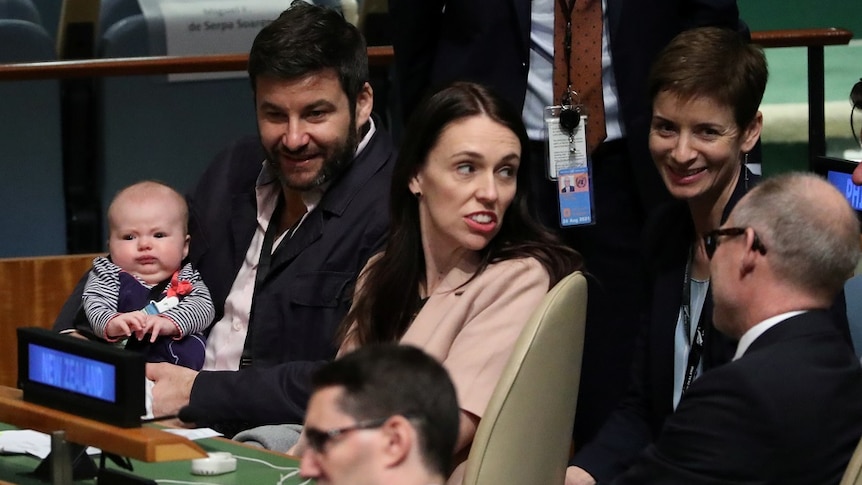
[0,45,394,80]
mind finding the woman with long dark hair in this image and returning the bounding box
[339,81,582,482]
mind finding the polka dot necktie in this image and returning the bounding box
[552,0,607,153]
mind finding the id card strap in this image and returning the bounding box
[556,0,576,105]
[680,246,705,393]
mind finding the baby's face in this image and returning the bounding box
[108,197,189,285]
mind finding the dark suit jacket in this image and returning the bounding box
[570,168,756,481]
[614,310,862,485]
[181,130,394,429]
[389,0,741,212]
[53,128,395,431]
[572,168,853,481]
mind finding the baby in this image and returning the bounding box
[82,180,214,370]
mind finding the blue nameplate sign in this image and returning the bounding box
[17,327,145,428]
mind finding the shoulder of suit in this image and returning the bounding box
[483,257,549,282]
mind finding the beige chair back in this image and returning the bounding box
[840,436,862,485]
[462,271,588,485]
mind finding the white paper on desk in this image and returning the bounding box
[0,430,99,459]
[164,428,223,441]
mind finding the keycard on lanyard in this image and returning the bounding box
[558,166,595,226]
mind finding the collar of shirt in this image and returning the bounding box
[733,310,807,360]
[356,116,376,155]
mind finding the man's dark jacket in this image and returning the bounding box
[54,128,395,431]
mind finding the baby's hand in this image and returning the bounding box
[141,315,180,342]
[105,312,146,338]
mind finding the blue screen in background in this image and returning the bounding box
[28,343,116,403]
[827,170,862,211]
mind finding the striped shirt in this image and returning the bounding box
[83,256,215,340]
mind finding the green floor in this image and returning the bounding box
[759,40,861,175]
[739,0,862,175]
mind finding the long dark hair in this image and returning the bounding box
[339,82,582,346]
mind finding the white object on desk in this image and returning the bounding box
[0,429,99,459]
[191,451,237,475]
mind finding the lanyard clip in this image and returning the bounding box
[560,87,581,133]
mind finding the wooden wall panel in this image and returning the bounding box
[0,254,100,387]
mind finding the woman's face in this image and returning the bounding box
[649,91,761,205]
[409,114,521,260]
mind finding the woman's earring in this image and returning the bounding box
[413,192,422,198]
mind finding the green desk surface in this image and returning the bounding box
[0,424,314,485]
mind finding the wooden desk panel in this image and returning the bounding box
[0,420,305,484]
[0,386,206,462]
[0,254,100,388]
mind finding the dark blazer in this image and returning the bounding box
[53,128,395,431]
[572,168,853,481]
[570,168,756,481]
[614,310,862,485]
[389,0,741,211]
[181,129,395,429]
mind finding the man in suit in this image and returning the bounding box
[613,172,862,484]
[147,1,395,432]
[54,1,395,434]
[298,344,459,485]
[388,0,741,448]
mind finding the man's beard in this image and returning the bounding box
[265,118,359,191]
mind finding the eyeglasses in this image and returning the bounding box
[305,417,389,453]
[702,227,768,259]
